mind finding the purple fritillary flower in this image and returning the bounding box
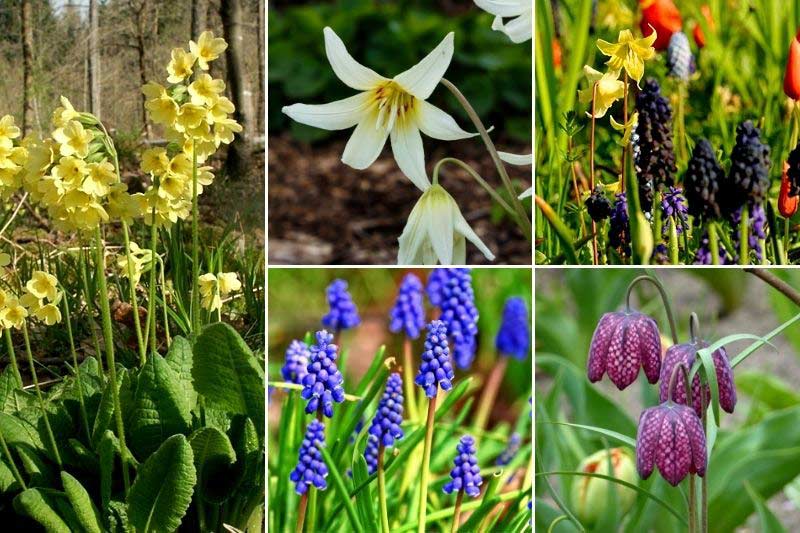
[363,373,405,474]
[443,435,483,498]
[636,402,707,486]
[588,311,662,390]
[322,279,360,331]
[495,297,530,360]
[658,341,737,417]
[389,273,425,340]
[495,433,521,466]
[300,330,346,418]
[426,269,480,370]
[415,320,455,398]
[290,419,328,494]
[281,340,310,385]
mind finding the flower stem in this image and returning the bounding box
[146,214,159,355]
[708,223,720,265]
[62,287,91,442]
[473,355,508,435]
[190,138,200,333]
[689,474,697,533]
[432,157,516,220]
[590,82,599,265]
[417,396,437,533]
[121,222,146,365]
[403,338,419,422]
[739,205,749,265]
[451,490,464,533]
[159,257,171,346]
[93,227,131,493]
[784,218,791,264]
[625,275,679,344]
[78,244,104,376]
[295,492,308,533]
[4,326,22,388]
[440,78,531,241]
[378,446,390,533]
[744,268,800,307]
[701,387,709,533]
[0,430,25,489]
[621,72,629,193]
[668,217,679,264]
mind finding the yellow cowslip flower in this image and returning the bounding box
[0,288,7,308]
[596,29,657,84]
[52,96,80,129]
[107,184,146,225]
[82,161,116,197]
[0,298,27,329]
[38,175,67,207]
[610,112,639,146]
[143,82,179,126]
[196,166,214,195]
[26,271,58,301]
[20,291,41,312]
[213,118,243,147]
[53,156,88,189]
[167,48,196,84]
[141,147,169,175]
[117,241,153,284]
[53,120,93,159]
[34,302,62,326]
[0,138,18,170]
[189,31,228,70]
[160,172,189,200]
[217,272,241,295]
[207,96,235,123]
[578,66,625,118]
[198,273,222,312]
[0,115,20,140]
[189,74,226,106]
[176,104,207,132]
[167,153,192,176]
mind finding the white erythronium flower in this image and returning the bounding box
[474,0,533,43]
[282,27,477,192]
[398,184,495,265]
[497,151,532,198]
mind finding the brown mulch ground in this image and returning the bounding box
[267,134,531,265]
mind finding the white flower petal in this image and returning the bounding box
[416,101,477,141]
[282,93,370,131]
[397,199,429,265]
[428,194,455,265]
[393,33,455,100]
[500,10,533,43]
[390,123,431,191]
[341,117,389,170]
[498,151,533,166]
[518,186,532,199]
[324,27,387,91]
[474,0,529,17]
[453,209,495,261]
[453,234,467,264]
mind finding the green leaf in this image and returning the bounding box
[124,353,191,461]
[127,434,196,533]
[744,481,787,533]
[189,426,237,504]
[99,430,118,522]
[92,368,125,449]
[192,323,265,436]
[320,446,362,531]
[351,455,378,531]
[61,471,103,533]
[165,336,198,409]
[13,488,72,533]
[542,421,636,448]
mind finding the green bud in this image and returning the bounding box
[570,448,637,526]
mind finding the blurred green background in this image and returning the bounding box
[268,0,532,144]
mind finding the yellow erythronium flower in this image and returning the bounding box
[474,0,532,43]
[0,298,27,329]
[610,112,639,146]
[189,74,226,106]
[167,48,196,84]
[190,31,228,70]
[283,27,477,192]
[398,183,495,265]
[26,271,59,301]
[53,120,93,158]
[578,66,625,118]
[596,29,657,84]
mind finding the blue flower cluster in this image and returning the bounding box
[364,373,405,473]
[322,279,360,331]
[426,269,479,370]
[282,340,310,385]
[389,273,425,339]
[495,297,530,360]
[415,320,455,398]
[290,419,328,495]
[300,330,345,418]
[443,435,483,498]
[495,433,521,466]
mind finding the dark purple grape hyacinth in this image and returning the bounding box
[635,78,677,212]
[363,373,405,474]
[660,187,688,236]
[658,341,737,417]
[495,297,530,360]
[694,230,730,265]
[322,279,360,331]
[415,320,455,398]
[609,193,631,255]
[666,31,696,81]
[683,139,724,222]
[731,203,767,262]
[723,121,771,214]
[495,433,521,466]
[300,330,345,418]
[588,311,662,390]
[426,269,479,370]
[585,187,613,222]
[282,340,310,385]
[636,402,707,486]
[443,435,483,498]
[389,273,425,340]
[290,419,328,495]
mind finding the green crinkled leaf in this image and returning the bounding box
[126,434,196,533]
[166,336,198,409]
[189,426,237,504]
[13,488,72,533]
[67,438,100,473]
[61,471,103,533]
[192,323,264,435]
[0,455,19,494]
[0,365,21,412]
[108,499,132,533]
[0,411,40,449]
[124,354,191,461]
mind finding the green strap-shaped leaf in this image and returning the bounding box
[127,434,196,533]
[99,430,118,523]
[192,323,265,436]
[61,471,103,533]
[13,488,72,533]
[166,336,198,409]
[189,426,237,504]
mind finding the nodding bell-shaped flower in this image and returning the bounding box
[658,341,737,417]
[397,184,495,265]
[785,30,800,100]
[473,0,533,44]
[587,310,662,390]
[282,27,476,192]
[636,401,707,486]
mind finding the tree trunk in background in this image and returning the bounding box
[88,0,101,118]
[133,0,152,138]
[191,0,208,39]
[220,0,252,177]
[257,0,264,134]
[21,0,34,135]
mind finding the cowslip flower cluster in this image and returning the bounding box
[495,296,530,360]
[290,419,328,495]
[389,273,425,339]
[322,279,360,331]
[426,268,479,369]
[364,373,405,474]
[198,271,241,312]
[116,241,153,285]
[282,340,310,385]
[301,330,345,417]
[0,115,26,198]
[442,435,483,497]
[415,320,455,398]
[0,271,63,329]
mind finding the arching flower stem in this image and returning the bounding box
[625,275,679,344]
[432,157,516,220]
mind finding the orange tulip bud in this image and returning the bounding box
[640,0,683,51]
[693,5,714,49]
[552,38,562,69]
[784,31,800,100]
[779,161,799,217]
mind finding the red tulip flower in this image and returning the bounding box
[693,5,714,49]
[779,161,799,217]
[784,31,800,100]
[640,0,683,51]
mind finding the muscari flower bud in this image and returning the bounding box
[585,187,613,222]
[608,192,631,256]
[495,297,530,360]
[588,310,662,390]
[363,373,405,474]
[282,340,310,385]
[495,433,521,466]
[322,279,360,331]
[300,330,345,418]
[389,273,425,340]
[660,186,689,235]
[635,79,677,213]
[415,320,455,398]
[683,138,724,221]
[636,401,707,486]
[571,448,637,526]
[658,341,737,417]
[666,31,695,81]
[443,435,483,498]
[290,419,328,495]
[723,121,771,214]
[427,268,479,370]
